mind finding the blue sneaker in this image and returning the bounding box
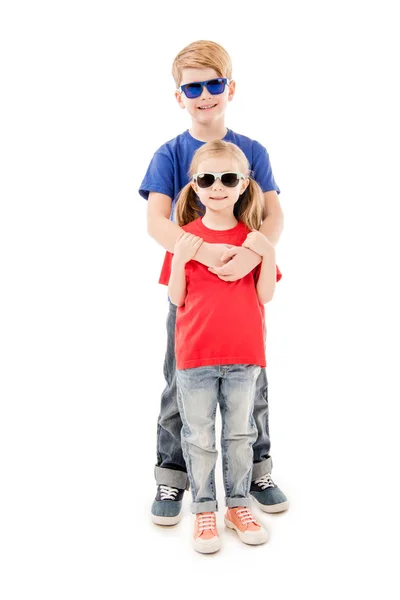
[250,473,289,513]
[151,485,185,525]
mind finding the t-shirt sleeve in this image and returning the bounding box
[159,251,173,286]
[251,142,280,194]
[254,264,283,283]
[139,151,174,200]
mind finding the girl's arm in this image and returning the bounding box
[256,247,276,304]
[242,230,277,304]
[168,256,187,307]
[148,192,232,268]
[168,232,203,307]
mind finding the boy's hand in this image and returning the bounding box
[173,232,204,264]
[208,246,261,281]
[195,242,234,268]
[242,230,275,257]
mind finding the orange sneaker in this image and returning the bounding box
[193,512,220,554]
[225,506,268,545]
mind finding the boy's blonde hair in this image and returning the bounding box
[175,141,264,231]
[172,40,232,87]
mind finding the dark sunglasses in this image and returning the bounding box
[192,171,247,189]
[179,78,230,99]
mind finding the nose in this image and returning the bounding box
[199,84,212,100]
[212,177,224,190]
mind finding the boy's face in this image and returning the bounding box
[175,68,235,125]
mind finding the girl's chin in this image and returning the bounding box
[203,202,232,210]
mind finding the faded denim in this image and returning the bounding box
[176,365,260,513]
[155,303,273,489]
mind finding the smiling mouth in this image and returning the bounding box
[198,104,217,110]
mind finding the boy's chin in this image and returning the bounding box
[194,109,223,123]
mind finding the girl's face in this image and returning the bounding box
[191,155,249,214]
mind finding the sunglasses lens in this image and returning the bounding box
[181,79,227,98]
[183,83,202,98]
[196,174,215,188]
[221,173,240,187]
[206,79,226,95]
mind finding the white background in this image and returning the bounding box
[1,0,399,598]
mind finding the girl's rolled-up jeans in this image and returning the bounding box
[176,364,260,514]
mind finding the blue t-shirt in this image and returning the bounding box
[139,129,280,215]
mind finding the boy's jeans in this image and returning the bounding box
[155,303,273,490]
[176,364,260,513]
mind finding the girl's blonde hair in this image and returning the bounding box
[175,141,264,231]
[172,40,232,88]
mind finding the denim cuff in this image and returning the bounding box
[154,465,189,490]
[252,456,273,481]
[191,500,218,514]
[226,497,252,508]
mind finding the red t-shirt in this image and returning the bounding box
[159,218,282,370]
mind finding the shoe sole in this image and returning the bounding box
[151,514,181,526]
[193,537,220,554]
[252,496,289,513]
[224,517,268,545]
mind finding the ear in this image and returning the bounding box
[240,177,250,194]
[175,90,186,109]
[191,181,197,193]
[228,79,236,102]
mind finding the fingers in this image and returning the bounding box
[208,266,225,275]
[208,264,234,276]
[220,247,238,262]
[243,233,254,248]
[242,240,255,252]
[193,237,203,254]
[177,233,203,245]
[245,233,256,242]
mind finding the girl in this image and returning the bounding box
[159,141,281,553]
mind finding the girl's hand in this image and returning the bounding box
[173,232,204,264]
[242,230,275,257]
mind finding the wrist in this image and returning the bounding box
[194,241,212,266]
[261,248,276,260]
[246,248,262,264]
[172,255,187,268]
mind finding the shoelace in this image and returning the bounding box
[254,473,275,490]
[236,508,259,526]
[197,513,216,533]
[159,485,179,500]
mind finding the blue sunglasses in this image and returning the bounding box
[179,78,230,99]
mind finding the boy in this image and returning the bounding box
[139,40,288,525]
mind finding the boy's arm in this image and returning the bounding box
[147,192,232,268]
[208,191,284,281]
[259,191,284,247]
[147,192,182,252]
